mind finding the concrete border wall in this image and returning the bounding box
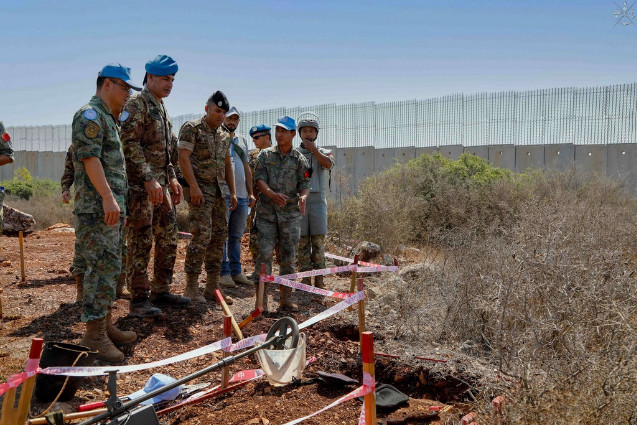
[6,145,637,199]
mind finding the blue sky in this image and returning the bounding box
[0,0,635,125]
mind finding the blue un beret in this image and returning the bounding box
[250,124,271,138]
[145,55,178,76]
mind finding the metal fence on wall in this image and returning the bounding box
[4,82,636,154]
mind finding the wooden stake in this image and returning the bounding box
[19,231,26,283]
[357,278,366,340]
[214,289,243,340]
[349,254,359,293]
[1,338,43,425]
[222,316,231,389]
[256,263,266,311]
[238,307,264,330]
[361,331,377,425]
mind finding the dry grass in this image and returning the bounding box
[334,155,637,424]
[5,193,74,230]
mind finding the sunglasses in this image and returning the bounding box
[109,79,133,95]
[253,134,269,140]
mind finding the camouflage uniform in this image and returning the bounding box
[297,146,335,278]
[61,145,75,193]
[0,121,14,235]
[61,145,85,277]
[179,117,231,278]
[247,148,261,259]
[120,86,179,298]
[71,96,127,322]
[253,145,310,280]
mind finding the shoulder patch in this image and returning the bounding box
[2,133,10,143]
[119,110,130,122]
[83,109,98,120]
[84,121,100,139]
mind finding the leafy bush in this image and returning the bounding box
[1,167,60,200]
[330,152,518,251]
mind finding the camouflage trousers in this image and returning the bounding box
[255,216,300,279]
[249,209,280,266]
[126,185,177,297]
[184,190,227,276]
[71,228,126,277]
[297,234,326,272]
[75,214,123,322]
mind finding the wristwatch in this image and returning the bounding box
[143,172,154,182]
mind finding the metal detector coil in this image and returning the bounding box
[257,317,307,386]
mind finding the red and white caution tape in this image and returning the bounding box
[299,291,365,330]
[356,265,399,273]
[325,252,387,268]
[0,369,40,397]
[278,264,357,280]
[39,337,232,377]
[224,334,267,353]
[283,372,375,425]
[267,275,355,299]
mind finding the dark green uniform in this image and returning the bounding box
[253,146,310,278]
[72,97,127,322]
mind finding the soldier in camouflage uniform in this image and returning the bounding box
[254,116,310,312]
[61,145,85,302]
[246,124,272,266]
[296,112,335,293]
[178,91,237,304]
[63,141,131,303]
[72,64,140,362]
[120,55,189,318]
[0,121,15,236]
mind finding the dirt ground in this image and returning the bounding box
[0,228,474,425]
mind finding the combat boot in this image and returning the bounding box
[314,275,325,289]
[129,296,163,318]
[106,310,136,344]
[75,274,84,304]
[184,273,206,303]
[80,317,124,362]
[301,276,311,286]
[150,291,191,306]
[278,286,298,312]
[116,274,131,300]
[220,274,237,288]
[232,273,253,286]
[204,274,233,305]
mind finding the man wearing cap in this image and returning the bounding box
[0,121,14,236]
[296,112,335,294]
[72,64,140,362]
[253,116,310,312]
[218,107,256,289]
[121,54,189,318]
[178,91,237,304]
[246,124,273,271]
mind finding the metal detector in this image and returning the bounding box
[78,317,300,425]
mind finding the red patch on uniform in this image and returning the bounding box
[304,170,310,179]
[1,133,9,143]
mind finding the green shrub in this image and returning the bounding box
[1,167,60,200]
